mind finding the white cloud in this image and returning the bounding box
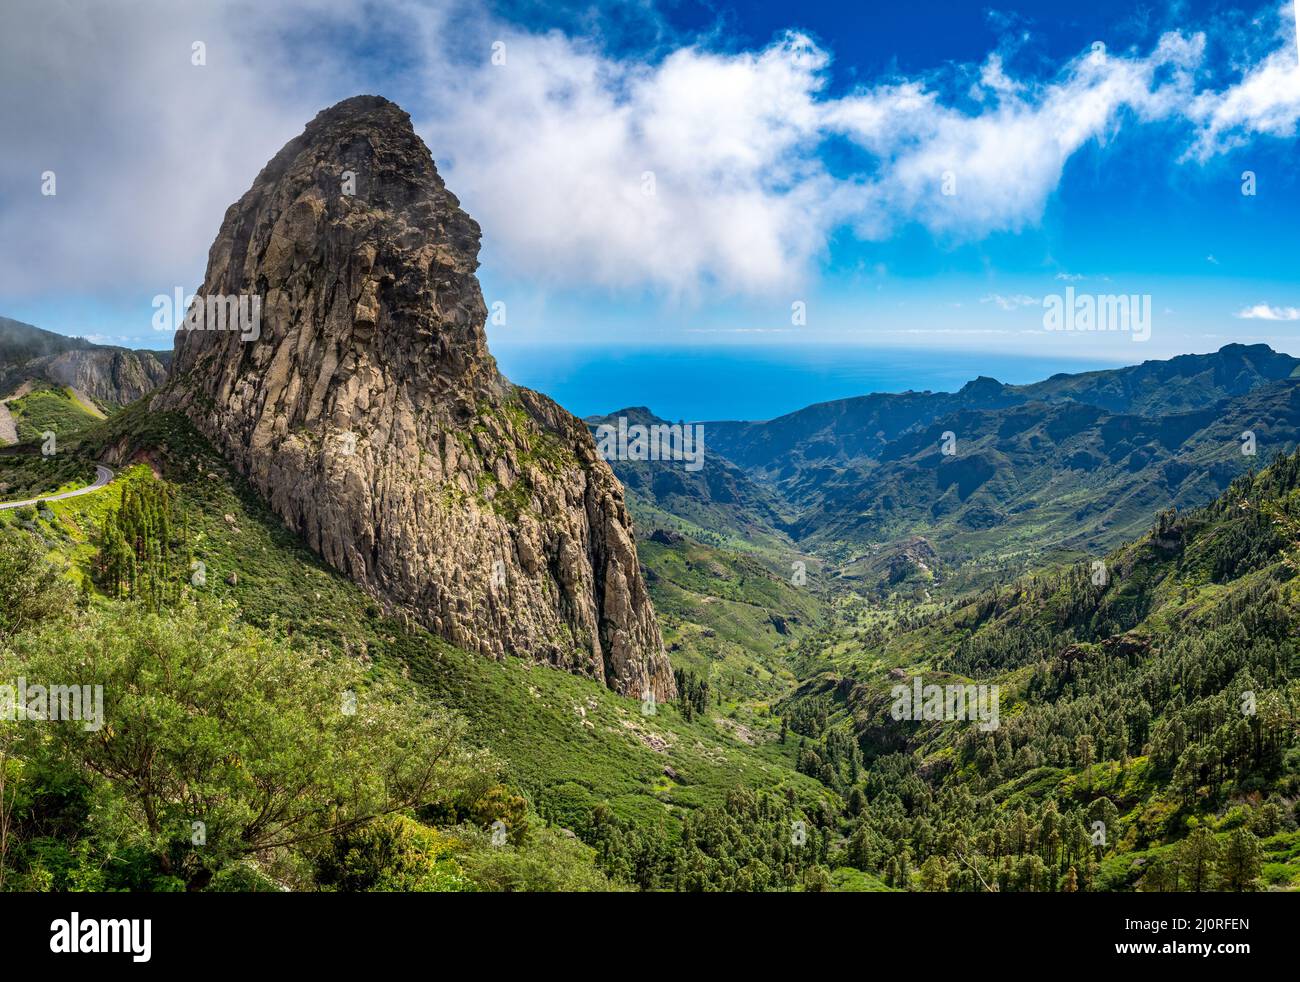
[823,33,1205,241]
[424,24,1226,295]
[421,28,837,298]
[425,5,1300,295]
[981,293,1041,310]
[0,0,347,306]
[1183,3,1300,159]
[1235,303,1300,320]
[1,0,1298,308]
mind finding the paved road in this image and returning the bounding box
[0,464,115,511]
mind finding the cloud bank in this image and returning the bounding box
[1,0,1298,309]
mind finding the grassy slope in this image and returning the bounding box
[621,485,791,554]
[8,382,102,443]
[28,405,833,845]
[641,538,828,695]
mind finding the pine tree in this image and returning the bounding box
[918,854,947,892]
[1219,827,1263,892]
[1176,827,1221,892]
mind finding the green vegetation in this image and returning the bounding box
[0,408,838,891]
[7,384,101,444]
[93,478,184,603]
[639,535,829,705]
[775,453,1300,891]
[2,350,1298,891]
[0,452,97,504]
[0,531,624,892]
[703,346,1300,586]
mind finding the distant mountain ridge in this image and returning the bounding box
[0,315,171,409]
[796,377,1300,561]
[705,344,1300,476]
[584,405,793,551]
[601,344,1300,579]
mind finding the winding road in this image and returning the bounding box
[0,464,116,511]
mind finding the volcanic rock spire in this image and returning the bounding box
[160,95,675,700]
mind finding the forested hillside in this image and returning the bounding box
[781,452,1300,890]
[697,345,1300,573]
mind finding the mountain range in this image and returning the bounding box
[0,95,1296,895]
[596,344,1300,591]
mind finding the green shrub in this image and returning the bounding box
[458,825,618,892]
[7,597,495,889]
[316,814,470,892]
[207,861,282,892]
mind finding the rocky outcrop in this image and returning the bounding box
[0,316,169,409]
[41,348,169,407]
[157,95,674,700]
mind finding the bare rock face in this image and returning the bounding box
[0,314,169,409]
[158,95,674,700]
[43,348,169,407]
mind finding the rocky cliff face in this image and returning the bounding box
[157,95,674,700]
[0,316,169,408]
[42,348,169,406]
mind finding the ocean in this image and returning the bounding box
[490,344,1122,422]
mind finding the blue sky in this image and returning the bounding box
[2,0,1298,370]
